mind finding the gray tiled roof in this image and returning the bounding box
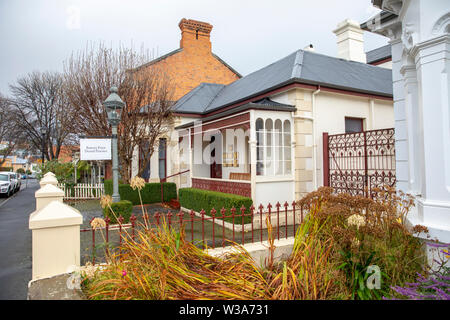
[172,83,225,114]
[175,98,295,129]
[366,44,391,64]
[173,49,393,115]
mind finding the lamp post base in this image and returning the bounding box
[112,193,121,203]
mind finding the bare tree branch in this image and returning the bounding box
[8,71,72,161]
[63,43,175,183]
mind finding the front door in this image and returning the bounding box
[210,136,222,178]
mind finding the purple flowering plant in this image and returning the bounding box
[388,242,450,300]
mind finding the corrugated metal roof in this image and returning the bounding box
[173,48,393,115]
[366,44,391,64]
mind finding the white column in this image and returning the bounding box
[390,38,410,194]
[249,110,257,203]
[401,63,422,195]
[412,36,450,241]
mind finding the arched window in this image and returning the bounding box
[265,119,273,175]
[275,120,283,175]
[283,120,291,174]
[255,117,292,176]
[256,118,264,175]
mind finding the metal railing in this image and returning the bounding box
[323,128,396,198]
[159,169,190,203]
[80,201,309,264]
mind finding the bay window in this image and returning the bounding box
[255,117,292,176]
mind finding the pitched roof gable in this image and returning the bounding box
[173,49,393,115]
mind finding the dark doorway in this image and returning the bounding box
[139,141,151,181]
[210,135,222,179]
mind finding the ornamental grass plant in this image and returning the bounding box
[81,180,431,300]
[296,186,428,299]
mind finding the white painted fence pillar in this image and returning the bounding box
[29,201,83,280]
[29,171,83,281]
[34,183,64,211]
[39,173,58,188]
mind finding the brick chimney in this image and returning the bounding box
[179,18,213,53]
[333,19,366,63]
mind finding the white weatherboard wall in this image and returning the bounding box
[364,0,450,242]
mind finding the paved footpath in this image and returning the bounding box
[0,179,39,300]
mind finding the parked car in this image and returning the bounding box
[13,173,21,192]
[0,172,20,193]
[0,173,14,197]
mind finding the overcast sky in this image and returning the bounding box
[0,0,388,96]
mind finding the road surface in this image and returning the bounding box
[0,179,38,299]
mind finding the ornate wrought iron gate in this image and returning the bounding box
[322,128,396,197]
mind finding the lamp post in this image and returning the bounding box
[72,151,80,185]
[40,127,46,165]
[103,86,124,203]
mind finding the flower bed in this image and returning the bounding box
[80,186,449,300]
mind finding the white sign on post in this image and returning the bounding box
[80,139,112,160]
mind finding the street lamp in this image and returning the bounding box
[40,127,47,165]
[103,86,124,203]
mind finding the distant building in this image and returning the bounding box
[0,156,31,172]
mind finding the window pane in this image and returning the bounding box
[345,118,363,133]
[158,138,167,179]
[256,118,263,131]
[257,146,264,161]
[159,138,166,158]
[284,146,291,161]
[265,158,274,176]
[159,160,166,179]
[256,130,264,146]
[256,161,264,175]
[284,133,291,147]
[275,160,283,175]
[284,160,292,174]
[283,120,291,133]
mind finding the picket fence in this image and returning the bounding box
[57,183,105,200]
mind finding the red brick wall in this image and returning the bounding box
[141,19,240,101]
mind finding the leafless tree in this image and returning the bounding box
[0,95,22,166]
[8,71,73,161]
[63,43,175,183]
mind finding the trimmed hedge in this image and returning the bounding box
[103,200,133,224]
[179,188,253,224]
[104,179,177,205]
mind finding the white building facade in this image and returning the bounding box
[362,0,450,242]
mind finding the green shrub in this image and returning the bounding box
[104,179,177,205]
[179,188,253,224]
[103,200,133,224]
[0,167,13,172]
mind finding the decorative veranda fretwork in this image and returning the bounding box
[192,178,251,197]
[323,128,396,198]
